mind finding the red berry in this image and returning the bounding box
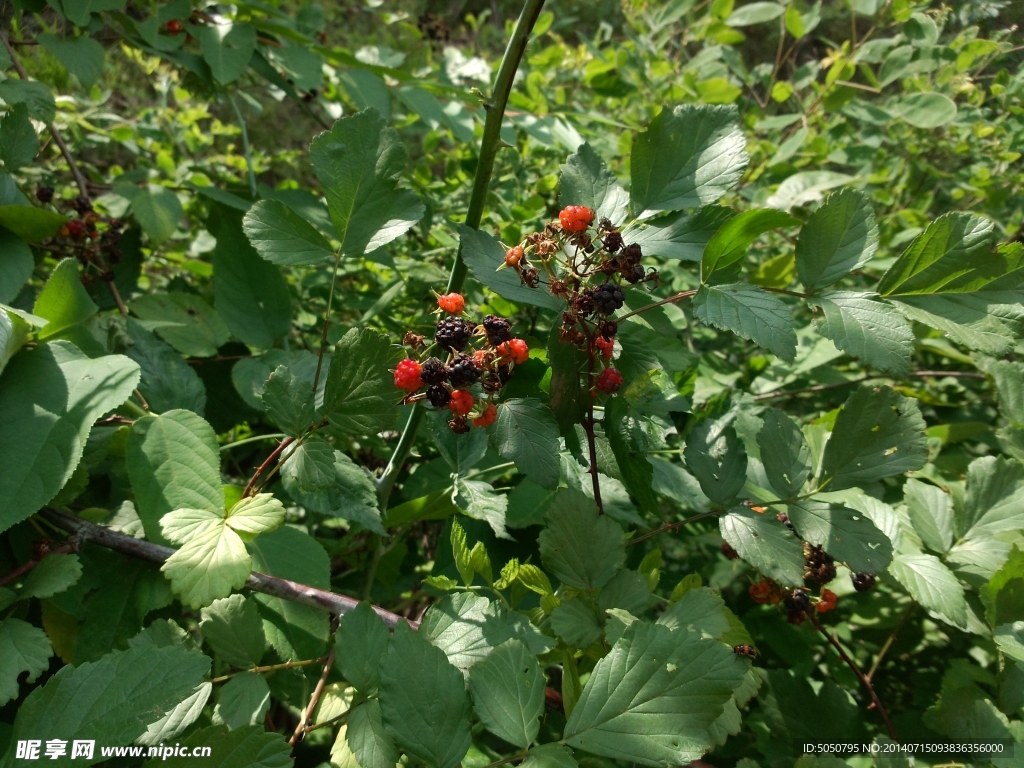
[496,338,529,365]
[594,336,614,360]
[165,19,184,34]
[817,588,838,613]
[393,359,423,392]
[437,293,465,315]
[505,245,525,268]
[66,219,87,240]
[472,403,497,428]
[558,205,594,233]
[596,367,623,394]
[449,390,474,416]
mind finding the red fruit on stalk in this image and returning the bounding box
[472,403,498,428]
[66,219,87,240]
[449,390,474,416]
[505,245,525,268]
[496,338,529,365]
[393,359,423,392]
[596,367,623,394]
[594,336,614,360]
[817,589,838,613]
[437,292,465,315]
[558,205,594,232]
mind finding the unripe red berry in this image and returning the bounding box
[393,359,423,392]
[472,403,497,428]
[437,292,465,315]
[66,219,87,240]
[449,390,474,416]
[558,205,594,233]
[496,338,529,365]
[817,588,838,613]
[505,245,524,268]
[596,367,623,394]
[594,336,614,360]
[165,19,184,34]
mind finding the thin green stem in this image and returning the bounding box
[209,655,327,684]
[220,433,287,453]
[230,94,258,199]
[312,250,343,397]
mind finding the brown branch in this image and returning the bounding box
[210,656,329,684]
[0,543,74,587]
[243,437,295,497]
[616,289,697,322]
[289,648,336,747]
[754,370,987,401]
[867,602,916,682]
[37,508,416,629]
[626,510,717,548]
[811,616,897,741]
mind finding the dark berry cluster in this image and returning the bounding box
[803,544,836,585]
[37,190,126,286]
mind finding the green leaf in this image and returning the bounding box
[491,397,561,489]
[726,2,786,26]
[281,438,335,492]
[130,292,230,358]
[976,357,1024,426]
[656,586,729,638]
[820,385,927,489]
[311,109,424,257]
[787,500,893,573]
[683,418,747,506]
[459,225,562,311]
[419,592,508,672]
[559,143,629,225]
[809,292,913,376]
[888,553,967,628]
[214,672,271,729]
[564,622,746,767]
[324,327,401,436]
[19,553,82,599]
[451,521,475,587]
[701,208,797,284]
[630,104,748,217]
[539,488,625,591]
[959,456,1024,542]
[0,204,66,242]
[262,365,316,436]
[6,645,209,752]
[55,0,126,26]
[248,526,331,660]
[127,410,223,544]
[757,409,811,499]
[0,79,56,123]
[454,478,510,540]
[242,199,335,266]
[37,33,105,89]
[283,448,385,534]
[33,258,98,339]
[0,306,31,377]
[155,725,292,768]
[604,398,659,516]
[720,508,805,587]
[0,618,52,707]
[0,229,34,304]
[0,104,38,171]
[627,206,735,261]
[904,479,953,554]
[211,210,291,349]
[469,639,545,748]
[552,598,603,646]
[894,92,957,129]
[335,601,390,695]
[426,410,488,475]
[765,170,854,211]
[994,622,1024,663]
[379,622,472,768]
[892,291,1023,356]
[121,319,207,414]
[115,183,183,245]
[199,22,257,84]
[693,283,797,361]
[200,594,267,668]
[795,189,878,291]
[0,342,140,534]
[522,743,578,768]
[347,699,401,768]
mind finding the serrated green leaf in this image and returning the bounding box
[451,520,474,587]
[683,418,747,506]
[283,448,385,534]
[19,553,82,599]
[693,283,797,361]
[281,438,335,492]
[0,80,56,123]
[115,183,183,246]
[630,104,749,217]
[214,673,270,729]
[426,410,488,475]
[0,342,140,534]
[0,229,33,305]
[809,292,913,377]
[324,327,401,436]
[491,397,561,489]
[199,22,257,84]
[469,639,545,748]
[459,225,563,311]
[454,478,510,540]
[0,618,52,707]
[130,292,229,358]
[160,509,252,609]
[33,258,98,340]
[994,622,1024,663]
[156,724,292,768]
[564,622,747,766]
[37,33,105,89]
[820,385,927,489]
[261,365,316,436]
[335,601,390,695]
[0,306,30,377]
[200,594,267,667]
[788,500,892,573]
[521,742,578,768]
[720,508,805,586]
[121,319,207,414]
[904,478,953,554]
[242,199,335,266]
[894,92,957,129]
[379,622,472,768]
[889,553,967,628]
[539,489,625,591]
[551,599,603,647]
[959,456,1024,542]
[559,143,629,225]
[598,569,652,615]
[347,699,400,768]
[127,410,223,544]
[137,680,212,747]
[656,586,729,639]
[627,206,735,261]
[0,104,38,171]
[311,109,424,257]
[604,398,659,516]
[701,208,797,284]
[795,189,878,290]
[976,356,1024,426]
[757,409,811,499]
[892,291,1024,356]
[726,1,785,25]
[419,592,506,672]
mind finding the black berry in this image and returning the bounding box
[448,354,482,388]
[803,544,836,585]
[448,415,470,434]
[851,572,876,592]
[426,384,451,408]
[624,264,646,284]
[619,243,642,266]
[592,282,625,315]
[36,186,54,203]
[603,230,623,253]
[420,357,448,385]
[482,315,512,345]
[435,316,474,352]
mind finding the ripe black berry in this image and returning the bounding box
[69,196,92,214]
[597,321,617,338]
[592,282,625,315]
[448,354,482,388]
[482,315,512,345]
[36,186,54,203]
[619,243,642,266]
[803,544,836,585]
[624,264,646,284]
[851,572,876,592]
[426,384,451,408]
[420,357,448,385]
[785,588,811,623]
[603,230,623,253]
[435,317,474,352]
[777,511,794,531]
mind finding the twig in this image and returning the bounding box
[210,656,329,684]
[585,348,605,515]
[289,649,336,747]
[626,511,717,548]
[811,616,897,740]
[229,94,258,200]
[0,543,74,587]
[616,289,697,321]
[867,602,916,682]
[754,370,987,401]
[243,437,295,497]
[311,250,342,397]
[37,508,416,629]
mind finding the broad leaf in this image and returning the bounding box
[324,327,401,436]
[559,143,629,225]
[757,409,811,499]
[491,398,561,489]
[889,553,967,628]
[630,104,748,217]
[564,622,746,766]
[347,699,400,768]
[157,725,292,768]
[0,228,34,304]
[37,33,105,88]
[700,208,797,284]
[726,2,786,25]
[214,673,271,729]
[656,586,729,639]
[904,478,953,554]
[459,225,562,311]
[720,508,805,587]
[795,189,878,291]
[33,258,98,339]
[283,448,385,534]
[0,204,66,242]
[198,22,257,84]
[379,622,472,768]
[115,183,183,245]
[693,283,797,361]
[130,292,230,358]
[683,418,747,506]
[419,593,519,672]
[787,500,893,573]
[895,92,957,129]
[281,438,335,493]
[521,744,578,768]
[604,398,659,516]
[242,199,335,266]
[958,456,1024,542]
[127,410,223,544]
[468,639,545,748]
[0,618,52,707]
[820,385,927,490]
[551,600,603,647]
[539,489,625,591]
[809,292,913,376]
[426,410,489,475]
[994,623,1024,664]
[454,478,510,540]
[121,319,207,414]
[262,365,316,437]
[0,342,140,534]
[976,357,1024,426]
[627,206,734,261]
[200,594,267,668]
[335,601,390,695]
[311,109,424,257]
[18,553,82,599]
[0,79,56,123]
[0,104,38,171]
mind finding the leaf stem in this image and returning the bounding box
[312,250,343,397]
[866,602,916,682]
[626,510,718,548]
[616,289,697,321]
[220,433,288,453]
[243,437,295,497]
[229,94,259,200]
[0,543,74,587]
[209,656,328,684]
[289,648,336,747]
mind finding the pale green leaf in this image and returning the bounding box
[33,258,98,339]
[225,493,285,537]
[788,500,893,573]
[0,618,52,707]
[795,189,878,290]
[959,456,1024,542]
[324,327,401,436]
[720,508,805,587]
[726,2,785,26]
[468,639,545,748]
[539,489,625,591]
[809,292,913,376]
[214,673,270,730]
[994,622,1024,663]
[137,681,212,747]
[0,306,30,377]
[894,92,957,129]
[242,199,335,266]
[160,507,252,609]
[454,478,510,540]
[492,398,561,489]
[693,283,797,361]
[765,170,854,211]
[200,594,267,668]
[559,143,629,226]
[904,478,953,554]
[335,601,390,695]
[656,586,729,639]
[419,592,506,673]
[889,553,967,628]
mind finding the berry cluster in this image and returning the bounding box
[38,190,125,286]
[393,293,530,432]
